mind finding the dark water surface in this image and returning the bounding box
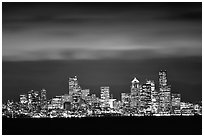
[2,116,202,135]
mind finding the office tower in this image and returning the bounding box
[27,90,41,111]
[81,89,90,100]
[40,89,47,102]
[130,77,140,111]
[171,93,181,115]
[140,83,152,115]
[158,70,171,115]
[69,76,81,95]
[159,70,167,87]
[28,90,34,105]
[40,89,47,109]
[100,86,110,108]
[20,94,28,104]
[147,80,159,114]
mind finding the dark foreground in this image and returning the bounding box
[2,116,202,135]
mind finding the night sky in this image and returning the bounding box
[2,2,202,103]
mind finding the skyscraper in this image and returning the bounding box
[130,77,140,112]
[140,83,152,115]
[158,70,171,115]
[27,90,41,111]
[100,86,110,108]
[69,76,81,95]
[171,93,181,115]
[40,89,47,102]
[147,80,159,114]
[40,89,47,109]
[159,70,167,87]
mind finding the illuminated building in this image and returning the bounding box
[108,99,117,108]
[27,90,41,111]
[159,70,167,87]
[49,96,63,110]
[40,89,47,102]
[140,83,152,115]
[180,102,194,116]
[146,80,159,114]
[2,71,202,118]
[40,89,47,109]
[130,77,140,111]
[194,104,202,115]
[81,89,90,100]
[72,93,81,110]
[100,86,110,108]
[171,93,181,115]
[69,76,81,95]
[158,70,171,115]
[121,93,131,107]
[61,94,72,110]
[20,94,28,104]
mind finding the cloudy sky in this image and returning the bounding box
[2,3,202,103]
[3,2,201,60]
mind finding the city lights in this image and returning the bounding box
[2,70,202,118]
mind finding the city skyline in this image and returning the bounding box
[2,2,202,135]
[2,70,202,118]
[3,70,202,104]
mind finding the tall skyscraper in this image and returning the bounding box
[147,80,159,114]
[130,77,140,111]
[158,70,171,115]
[27,90,41,111]
[69,76,81,95]
[171,93,181,115]
[40,89,47,109]
[40,89,47,102]
[140,83,152,115]
[100,86,110,108]
[159,70,167,87]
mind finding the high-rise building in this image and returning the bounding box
[100,87,110,101]
[40,89,47,102]
[159,70,167,87]
[147,80,159,114]
[27,90,41,111]
[100,86,110,108]
[158,70,171,115]
[171,93,181,115]
[130,77,140,111]
[40,89,47,109]
[69,76,81,95]
[140,83,152,115]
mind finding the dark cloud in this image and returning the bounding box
[2,2,201,105]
